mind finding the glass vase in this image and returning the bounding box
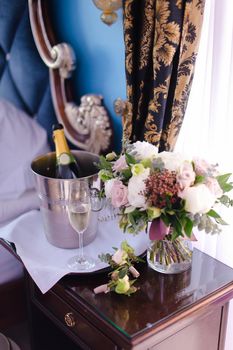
[147,237,193,274]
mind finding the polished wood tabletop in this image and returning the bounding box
[2,238,233,349]
[50,248,233,338]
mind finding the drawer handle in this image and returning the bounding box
[64,312,76,327]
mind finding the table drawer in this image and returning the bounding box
[33,288,116,350]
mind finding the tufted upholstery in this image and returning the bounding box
[0,0,57,147]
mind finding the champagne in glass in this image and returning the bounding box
[69,203,90,233]
[67,180,95,270]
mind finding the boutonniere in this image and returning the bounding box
[94,241,143,296]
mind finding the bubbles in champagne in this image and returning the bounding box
[69,204,90,233]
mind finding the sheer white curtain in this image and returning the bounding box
[175,0,233,349]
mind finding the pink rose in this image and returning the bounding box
[205,177,223,198]
[93,284,110,294]
[193,158,211,176]
[112,155,128,172]
[177,161,196,190]
[129,266,140,278]
[112,249,125,264]
[111,180,128,208]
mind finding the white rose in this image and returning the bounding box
[127,168,150,208]
[159,151,191,172]
[180,184,216,214]
[133,141,158,160]
[104,179,116,199]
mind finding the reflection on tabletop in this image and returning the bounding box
[61,249,233,337]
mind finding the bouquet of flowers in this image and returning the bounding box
[94,241,142,296]
[94,141,233,290]
[99,141,233,241]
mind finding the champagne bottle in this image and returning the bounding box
[52,123,81,179]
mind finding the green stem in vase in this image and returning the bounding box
[165,241,179,264]
[148,237,192,269]
[173,239,192,262]
[158,241,163,265]
[173,240,187,262]
[149,241,157,263]
[163,241,172,266]
[178,240,193,259]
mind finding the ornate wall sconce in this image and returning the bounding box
[92,0,122,26]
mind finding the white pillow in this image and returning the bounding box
[0,189,39,227]
[0,99,50,200]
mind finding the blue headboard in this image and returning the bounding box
[0,0,57,146]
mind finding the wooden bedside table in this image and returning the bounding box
[26,249,233,350]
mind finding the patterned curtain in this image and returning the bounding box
[123,0,205,151]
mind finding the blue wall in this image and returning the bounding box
[49,0,126,152]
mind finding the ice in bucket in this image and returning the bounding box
[31,151,100,248]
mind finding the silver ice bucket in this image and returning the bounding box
[31,151,100,249]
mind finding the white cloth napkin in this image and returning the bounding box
[0,210,149,294]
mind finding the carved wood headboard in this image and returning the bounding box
[28,0,113,154]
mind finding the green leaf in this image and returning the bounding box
[207,209,221,218]
[216,173,233,192]
[124,206,136,214]
[128,213,136,226]
[141,158,152,168]
[99,155,113,171]
[171,229,180,240]
[121,168,132,180]
[161,214,170,226]
[165,195,173,210]
[217,173,232,184]
[169,214,182,236]
[184,217,193,238]
[218,195,233,207]
[216,217,228,225]
[125,153,137,165]
[126,226,136,234]
[137,257,145,263]
[173,217,182,234]
[121,241,135,255]
[98,253,111,263]
[195,175,205,184]
[222,183,233,193]
[98,169,113,181]
[129,279,137,286]
[118,268,127,279]
[166,210,175,215]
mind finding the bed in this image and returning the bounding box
[0,0,57,336]
[0,0,113,337]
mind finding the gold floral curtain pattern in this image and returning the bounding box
[123,0,205,151]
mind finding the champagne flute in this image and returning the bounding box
[67,180,95,270]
